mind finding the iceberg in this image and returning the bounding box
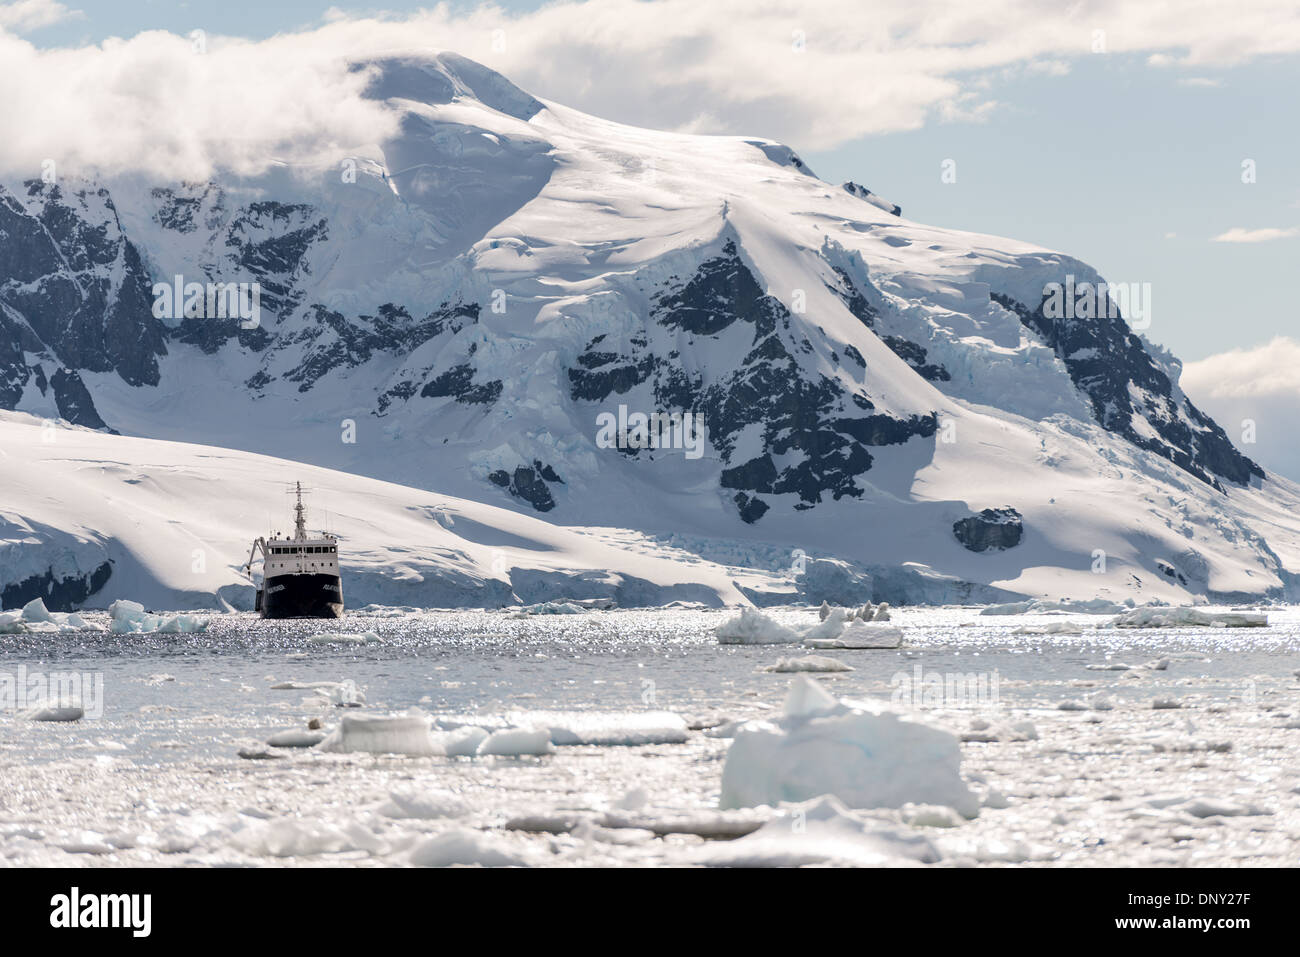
[719,676,978,817]
[714,607,801,645]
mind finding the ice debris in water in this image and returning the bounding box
[717,607,903,647]
[478,727,555,756]
[763,655,853,673]
[1109,607,1268,628]
[0,598,106,634]
[692,795,941,867]
[720,676,978,817]
[107,600,208,635]
[307,630,381,644]
[804,620,903,649]
[714,607,802,644]
[408,830,528,867]
[980,598,1130,616]
[317,713,439,756]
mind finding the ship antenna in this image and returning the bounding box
[293,481,307,541]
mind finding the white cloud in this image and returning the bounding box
[1182,338,1300,482]
[1211,227,1299,243]
[0,0,80,33]
[2,0,1299,179]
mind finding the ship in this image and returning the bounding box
[243,483,344,618]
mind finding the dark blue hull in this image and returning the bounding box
[260,572,343,619]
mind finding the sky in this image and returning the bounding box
[3,0,1298,475]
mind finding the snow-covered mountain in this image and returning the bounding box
[3,52,1298,609]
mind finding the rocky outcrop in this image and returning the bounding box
[953,507,1024,553]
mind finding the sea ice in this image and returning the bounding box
[804,620,903,649]
[692,795,940,867]
[714,607,801,644]
[316,713,438,756]
[1110,607,1268,628]
[719,676,978,817]
[477,727,555,756]
[763,655,853,673]
[107,599,208,635]
[408,830,527,867]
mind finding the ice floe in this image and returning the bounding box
[719,676,979,817]
[762,655,853,673]
[1109,607,1269,628]
[317,713,439,756]
[108,600,208,635]
[0,598,105,634]
[692,795,941,867]
[408,829,528,867]
[714,607,801,644]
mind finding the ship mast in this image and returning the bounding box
[293,482,307,541]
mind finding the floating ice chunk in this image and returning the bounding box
[511,601,586,615]
[21,598,52,622]
[317,713,437,755]
[107,599,208,634]
[433,726,490,756]
[693,795,940,867]
[1111,607,1268,628]
[377,789,469,820]
[477,727,554,756]
[266,729,326,748]
[721,677,978,817]
[238,745,285,760]
[23,704,84,721]
[408,829,528,867]
[936,835,1046,863]
[232,818,384,858]
[784,674,840,718]
[1012,621,1085,635]
[981,598,1127,616]
[156,614,209,634]
[714,607,801,644]
[540,711,689,746]
[704,719,746,739]
[315,679,366,707]
[804,621,902,649]
[308,630,381,644]
[1175,797,1270,818]
[800,608,850,640]
[763,655,853,673]
[900,803,965,828]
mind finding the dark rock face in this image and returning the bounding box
[488,460,565,512]
[953,507,1024,552]
[992,291,1263,489]
[567,241,939,522]
[842,181,902,217]
[279,300,482,396]
[0,181,167,415]
[51,368,113,431]
[1,560,113,612]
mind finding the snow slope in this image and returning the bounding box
[2,52,1298,607]
[0,411,782,610]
